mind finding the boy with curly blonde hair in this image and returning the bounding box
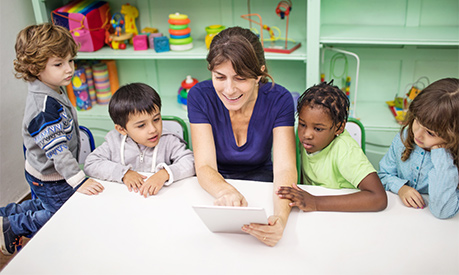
[0,23,104,256]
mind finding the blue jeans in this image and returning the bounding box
[0,171,75,236]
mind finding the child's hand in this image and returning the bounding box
[77,178,104,195]
[139,169,169,198]
[276,184,317,212]
[122,170,147,193]
[398,185,425,209]
[431,143,446,149]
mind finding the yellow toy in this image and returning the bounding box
[121,3,139,37]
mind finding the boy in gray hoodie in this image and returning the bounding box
[84,83,195,197]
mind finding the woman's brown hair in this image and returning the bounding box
[401,78,459,169]
[206,26,272,84]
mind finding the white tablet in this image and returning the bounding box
[192,205,268,234]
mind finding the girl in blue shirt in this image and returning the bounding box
[378,78,459,219]
[187,27,296,246]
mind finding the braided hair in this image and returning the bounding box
[297,80,350,130]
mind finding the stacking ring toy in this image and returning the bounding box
[169,24,188,30]
[170,33,191,39]
[170,43,193,51]
[169,27,191,36]
[168,18,191,25]
[169,13,188,20]
[169,37,193,45]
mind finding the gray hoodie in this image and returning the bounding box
[84,129,195,185]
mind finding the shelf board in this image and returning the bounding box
[76,40,307,61]
[321,25,459,46]
[354,101,402,131]
[76,95,189,122]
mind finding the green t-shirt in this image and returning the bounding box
[301,130,376,189]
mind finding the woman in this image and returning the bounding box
[187,27,297,246]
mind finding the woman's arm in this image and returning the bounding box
[190,123,247,206]
[243,126,296,246]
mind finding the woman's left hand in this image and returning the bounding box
[242,215,285,247]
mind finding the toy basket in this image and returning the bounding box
[52,0,111,52]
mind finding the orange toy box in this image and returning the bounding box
[52,0,110,52]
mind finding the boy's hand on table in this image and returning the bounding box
[398,185,425,209]
[277,184,317,212]
[122,170,147,193]
[77,178,104,195]
[139,169,169,197]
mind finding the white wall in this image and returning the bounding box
[0,1,36,205]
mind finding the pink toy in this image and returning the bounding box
[52,0,110,52]
[133,34,148,50]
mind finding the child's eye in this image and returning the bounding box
[235,77,246,81]
[299,123,306,128]
[137,124,145,128]
[153,118,160,122]
[69,59,75,63]
[426,130,435,137]
[54,63,62,67]
[315,127,324,132]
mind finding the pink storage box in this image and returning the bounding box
[52,0,110,52]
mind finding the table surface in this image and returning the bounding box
[2,177,458,275]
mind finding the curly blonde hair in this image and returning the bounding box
[14,23,79,82]
[401,78,459,170]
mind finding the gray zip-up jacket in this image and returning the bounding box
[84,129,195,185]
[23,80,85,188]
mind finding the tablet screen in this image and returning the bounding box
[193,205,268,233]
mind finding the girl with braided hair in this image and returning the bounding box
[277,81,387,212]
[379,78,459,219]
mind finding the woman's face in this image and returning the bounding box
[211,60,261,112]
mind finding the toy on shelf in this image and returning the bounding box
[92,62,111,105]
[241,0,300,54]
[386,77,430,124]
[121,3,139,38]
[109,12,133,49]
[154,36,170,53]
[133,34,148,50]
[51,0,110,52]
[321,47,361,118]
[168,13,193,51]
[72,68,92,111]
[82,64,96,104]
[177,75,198,109]
[149,32,162,49]
[205,25,225,49]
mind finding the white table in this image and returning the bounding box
[2,177,458,274]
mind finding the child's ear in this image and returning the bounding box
[335,122,346,136]
[115,124,128,135]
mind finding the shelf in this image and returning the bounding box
[76,95,189,122]
[76,40,307,61]
[354,101,402,131]
[320,25,459,46]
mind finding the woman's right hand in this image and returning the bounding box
[214,189,248,206]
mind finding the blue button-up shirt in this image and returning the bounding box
[378,131,459,219]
